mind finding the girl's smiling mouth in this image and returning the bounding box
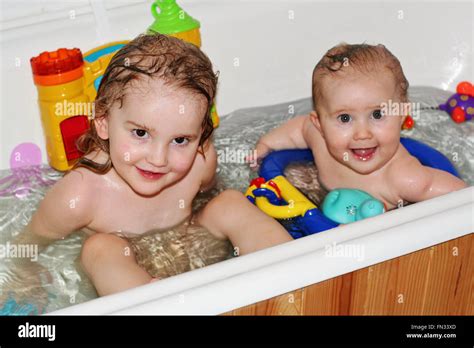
[135,166,166,180]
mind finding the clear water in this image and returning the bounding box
[0,87,472,314]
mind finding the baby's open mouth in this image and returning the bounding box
[350,147,377,161]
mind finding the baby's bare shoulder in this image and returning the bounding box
[386,151,428,187]
[386,150,445,202]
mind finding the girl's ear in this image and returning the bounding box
[310,110,324,137]
[94,116,109,140]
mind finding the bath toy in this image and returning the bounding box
[439,81,474,123]
[0,143,56,198]
[321,189,385,224]
[247,137,460,238]
[0,295,40,315]
[30,1,218,172]
[147,0,201,47]
[402,115,414,130]
[245,151,339,239]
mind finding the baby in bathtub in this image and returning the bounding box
[13,33,291,299]
[254,43,466,210]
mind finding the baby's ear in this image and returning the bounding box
[94,116,109,140]
[310,111,323,135]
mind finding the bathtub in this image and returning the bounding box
[0,0,473,315]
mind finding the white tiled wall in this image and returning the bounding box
[0,0,472,169]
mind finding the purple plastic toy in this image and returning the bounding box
[439,81,474,123]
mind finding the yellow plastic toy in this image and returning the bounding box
[245,176,317,219]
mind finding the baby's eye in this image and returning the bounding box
[371,109,384,120]
[337,113,352,123]
[132,129,149,139]
[172,137,189,146]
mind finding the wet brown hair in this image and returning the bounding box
[74,33,218,174]
[312,43,409,112]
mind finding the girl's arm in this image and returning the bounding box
[20,170,93,249]
[5,170,94,311]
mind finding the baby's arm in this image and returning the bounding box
[393,161,467,203]
[255,115,311,159]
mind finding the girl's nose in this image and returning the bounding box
[146,143,168,168]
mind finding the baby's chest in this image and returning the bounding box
[317,165,402,209]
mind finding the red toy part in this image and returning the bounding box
[30,48,84,86]
[402,115,415,130]
[456,81,474,97]
[250,177,266,188]
[267,180,282,199]
[451,107,466,123]
[60,116,90,161]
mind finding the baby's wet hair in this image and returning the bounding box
[75,33,218,174]
[312,43,409,110]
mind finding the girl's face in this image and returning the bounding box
[312,70,405,175]
[96,78,207,197]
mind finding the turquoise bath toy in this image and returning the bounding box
[322,189,385,224]
[0,294,40,315]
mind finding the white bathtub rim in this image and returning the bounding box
[49,186,473,315]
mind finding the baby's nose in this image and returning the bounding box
[353,125,372,140]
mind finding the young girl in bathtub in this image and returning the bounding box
[253,43,467,209]
[14,33,291,298]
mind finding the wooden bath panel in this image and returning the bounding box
[223,233,473,315]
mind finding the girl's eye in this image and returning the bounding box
[372,109,384,120]
[132,129,149,139]
[337,113,352,123]
[172,137,189,146]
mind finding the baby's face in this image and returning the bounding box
[96,78,207,196]
[312,70,405,175]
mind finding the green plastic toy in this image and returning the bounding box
[147,0,201,47]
